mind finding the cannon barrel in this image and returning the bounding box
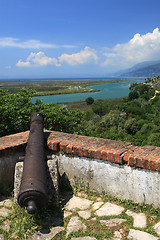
[18,113,47,214]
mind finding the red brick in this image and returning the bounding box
[78,146,84,157]
[144,151,158,160]
[141,149,157,159]
[96,147,107,160]
[60,142,69,153]
[128,156,134,167]
[74,142,88,156]
[96,150,101,159]
[150,155,160,171]
[150,159,156,171]
[143,158,149,170]
[67,144,73,154]
[102,150,108,161]
[73,146,78,155]
[108,149,116,163]
[53,141,60,151]
[135,157,142,168]
[84,147,90,158]
[47,141,52,150]
[123,151,133,164]
[89,148,96,159]
[158,161,160,172]
[114,149,127,164]
[142,152,158,170]
[133,150,147,168]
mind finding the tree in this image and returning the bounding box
[124,117,139,135]
[148,133,160,146]
[85,97,94,105]
[0,89,85,137]
[129,83,154,99]
[92,99,109,116]
[100,110,124,128]
[128,90,139,101]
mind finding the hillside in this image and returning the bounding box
[146,75,160,90]
[119,61,160,77]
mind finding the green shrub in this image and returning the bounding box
[0,89,85,137]
[85,97,94,105]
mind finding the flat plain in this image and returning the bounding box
[0,79,125,96]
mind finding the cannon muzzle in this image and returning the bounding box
[18,113,47,214]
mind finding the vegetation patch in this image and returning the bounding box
[0,79,124,96]
[1,76,160,146]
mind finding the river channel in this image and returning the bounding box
[32,79,145,104]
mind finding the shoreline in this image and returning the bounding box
[0,78,131,96]
[32,78,146,105]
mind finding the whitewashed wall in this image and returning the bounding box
[58,154,160,207]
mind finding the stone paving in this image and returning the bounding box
[0,193,160,239]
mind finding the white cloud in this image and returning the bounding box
[0,37,75,49]
[16,48,98,68]
[15,28,160,71]
[102,28,160,69]
[59,46,98,65]
[16,51,60,67]
[16,60,31,67]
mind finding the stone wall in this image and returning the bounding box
[58,154,160,207]
[0,130,160,206]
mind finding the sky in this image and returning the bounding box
[0,0,160,79]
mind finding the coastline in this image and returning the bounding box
[0,78,139,96]
[31,78,145,104]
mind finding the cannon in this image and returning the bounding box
[18,113,47,214]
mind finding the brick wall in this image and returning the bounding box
[1,130,160,172]
[1,131,160,207]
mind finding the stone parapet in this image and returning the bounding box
[1,130,160,172]
[1,130,160,207]
[47,131,160,172]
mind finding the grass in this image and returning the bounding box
[1,187,160,239]
[9,201,38,239]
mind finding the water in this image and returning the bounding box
[32,79,145,104]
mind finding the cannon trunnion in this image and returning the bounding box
[18,113,47,214]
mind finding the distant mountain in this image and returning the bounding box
[118,61,160,78]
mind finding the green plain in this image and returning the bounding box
[0,79,126,96]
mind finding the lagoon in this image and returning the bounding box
[32,79,145,104]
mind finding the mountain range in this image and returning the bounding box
[116,60,160,78]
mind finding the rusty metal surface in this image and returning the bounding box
[18,113,47,214]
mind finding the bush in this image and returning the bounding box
[92,99,108,116]
[85,97,94,105]
[0,89,85,137]
[128,90,139,100]
[148,133,160,146]
[124,117,139,135]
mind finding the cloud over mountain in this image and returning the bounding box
[102,28,160,69]
[8,28,160,75]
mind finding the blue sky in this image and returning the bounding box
[0,0,160,79]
